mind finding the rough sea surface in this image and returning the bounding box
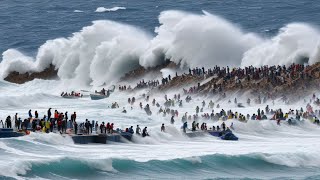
[0,0,320,179]
[0,0,319,58]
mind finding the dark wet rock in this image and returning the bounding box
[4,64,58,84]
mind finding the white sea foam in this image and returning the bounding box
[0,20,151,86]
[95,6,126,13]
[241,23,320,67]
[140,10,262,68]
[74,10,84,13]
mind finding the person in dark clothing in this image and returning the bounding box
[71,114,74,122]
[14,113,18,129]
[100,122,105,134]
[171,116,175,124]
[183,122,188,133]
[61,119,66,133]
[32,120,36,132]
[128,126,134,134]
[6,116,12,128]
[136,125,141,135]
[85,119,90,134]
[161,124,165,132]
[71,112,77,122]
[95,121,99,132]
[50,119,54,132]
[89,122,93,134]
[65,112,68,121]
[142,127,149,137]
[28,110,32,118]
[74,121,78,134]
[47,108,52,120]
[0,120,4,128]
[35,111,38,119]
[222,122,226,131]
[23,119,29,130]
[17,118,21,130]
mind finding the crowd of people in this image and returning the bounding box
[0,116,12,129]
[2,63,320,140]
[1,92,320,140]
[177,64,314,98]
[118,85,132,91]
[187,64,308,81]
[61,91,82,98]
[135,79,160,89]
[122,125,150,137]
[0,106,156,139]
[95,88,110,96]
[116,64,311,101]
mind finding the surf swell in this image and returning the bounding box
[1,153,319,179]
[0,115,320,180]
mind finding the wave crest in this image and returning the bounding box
[1,153,319,179]
[1,10,319,85]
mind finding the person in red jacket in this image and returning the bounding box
[57,119,62,132]
[54,110,59,120]
[106,122,110,134]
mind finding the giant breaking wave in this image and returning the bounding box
[0,10,320,86]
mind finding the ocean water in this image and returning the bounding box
[0,0,319,56]
[1,0,320,179]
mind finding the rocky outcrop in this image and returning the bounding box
[120,60,177,81]
[3,57,320,101]
[154,62,320,102]
[4,64,58,84]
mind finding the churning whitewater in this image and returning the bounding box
[1,77,320,179]
[1,1,320,179]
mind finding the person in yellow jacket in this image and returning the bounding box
[45,121,50,133]
[42,126,46,133]
[284,113,289,119]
